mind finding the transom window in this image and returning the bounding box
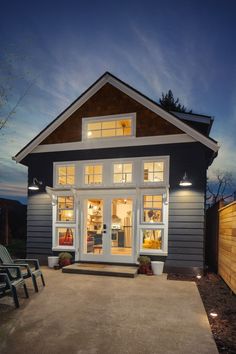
[57,196,74,222]
[113,163,132,183]
[143,195,163,223]
[143,161,164,183]
[56,165,75,185]
[87,119,132,139]
[85,165,103,185]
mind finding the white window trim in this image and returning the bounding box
[56,195,75,224]
[52,190,77,251]
[112,161,134,186]
[139,228,166,255]
[82,113,136,141]
[83,162,104,187]
[53,156,169,190]
[138,188,169,255]
[141,156,169,187]
[53,161,78,189]
[140,188,167,225]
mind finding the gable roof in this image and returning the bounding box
[171,111,214,137]
[13,72,219,163]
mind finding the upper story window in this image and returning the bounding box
[143,161,164,183]
[85,165,103,185]
[113,163,132,184]
[56,164,75,186]
[83,113,136,140]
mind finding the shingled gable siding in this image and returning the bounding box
[40,83,182,145]
[24,142,209,269]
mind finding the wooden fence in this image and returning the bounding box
[218,201,236,294]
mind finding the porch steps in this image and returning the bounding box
[62,263,138,278]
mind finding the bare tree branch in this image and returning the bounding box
[207,170,235,205]
[0,78,36,130]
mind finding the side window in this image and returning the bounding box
[139,190,168,255]
[56,227,74,247]
[57,196,74,222]
[143,195,163,223]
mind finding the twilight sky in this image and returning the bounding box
[0,0,236,204]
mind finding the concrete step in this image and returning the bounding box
[62,263,138,278]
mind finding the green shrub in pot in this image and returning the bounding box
[137,256,151,274]
[58,252,73,267]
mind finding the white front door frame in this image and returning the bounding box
[77,189,137,264]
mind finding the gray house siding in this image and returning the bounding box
[167,190,205,269]
[27,193,53,262]
[25,142,209,270]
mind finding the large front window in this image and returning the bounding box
[87,119,132,139]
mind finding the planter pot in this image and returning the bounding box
[151,261,164,275]
[139,264,150,274]
[48,256,59,268]
[138,264,153,275]
[59,259,72,267]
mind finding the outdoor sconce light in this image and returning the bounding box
[28,178,43,191]
[179,172,192,187]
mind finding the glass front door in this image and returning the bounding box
[85,199,104,255]
[111,198,132,256]
[80,193,135,263]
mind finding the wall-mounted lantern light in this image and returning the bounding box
[179,172,192,187]
[28,178,43,191]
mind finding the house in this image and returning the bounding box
[13,72,219,273]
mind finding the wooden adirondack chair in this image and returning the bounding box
[0,265,29,308]
[0,245,45,292]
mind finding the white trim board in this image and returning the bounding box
[13,72,219,163]
[33,134,195,154]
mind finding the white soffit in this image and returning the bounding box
[13,72,219,163]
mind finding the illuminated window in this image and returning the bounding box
[143,195,163,223]
[113,163,132,183]
[142,229,162,250]
[57,196,74,222]
[57,165,75,185]
[85,165,103,185]
[57,227,74,246]
[87,119,132,139]
[143,161,164,183]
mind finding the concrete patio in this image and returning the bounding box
[0,268,218,354]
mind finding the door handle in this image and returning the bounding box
[103,224,107,230]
